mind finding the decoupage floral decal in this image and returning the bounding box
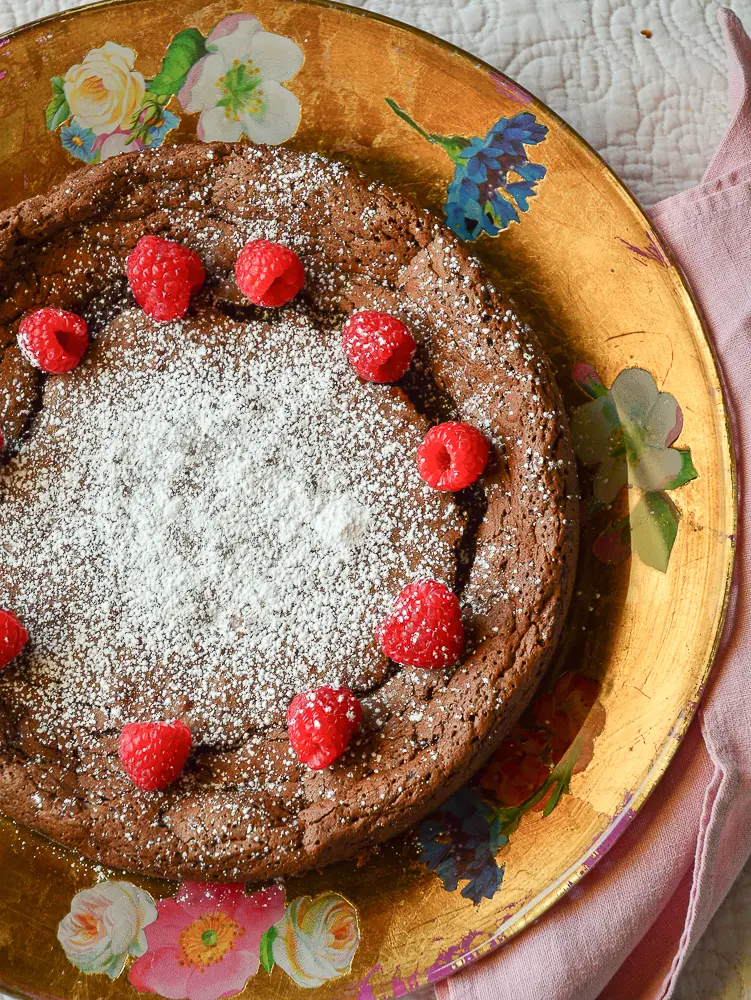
[46,14,303,165]
[179,14,303,144]
[418,673,605,904]
[128,881,285,999]
[58,880,360,996]
[57,880,157,979]
[571,364,698,572]
[260,891,360,987]
[386,99,548,241]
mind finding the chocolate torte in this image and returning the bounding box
[0,143,577,880]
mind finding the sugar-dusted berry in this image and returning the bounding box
[119,720,192,791]
[17,308,88,374]
[127,235,205,322]
[287,686,362,770]
[341,310,416,383]
[377,579,464,670]
[417,421,490,491]
[235,239,305,307]
[0,609,28,670]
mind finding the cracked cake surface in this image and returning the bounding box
[0,142,578,880]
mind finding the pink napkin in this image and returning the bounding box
[435,9,751,1000]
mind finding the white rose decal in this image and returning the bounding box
[269,892,360,988]
[64,42,146,136]
[57,879,157,979]
[178,13,303,145]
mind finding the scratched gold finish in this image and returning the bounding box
[0,1,736,998]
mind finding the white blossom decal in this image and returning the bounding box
[178,14,303,145]
[571,363,698,572]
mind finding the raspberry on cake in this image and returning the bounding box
[0,143,577,882]
[0,610,28,670]
[417,421,491,491]
[119,720,192,791]
[378,579,465,670]
[342,310,416,383]
[287,687,363,770]
[235,239,305,307]
[127,235,205,322]
[17,307,88,374]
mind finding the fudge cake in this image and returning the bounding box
[0,142,578,881]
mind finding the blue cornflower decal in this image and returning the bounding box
[446,117,548,240]
[144,108,180,148]
[386,100,548,241]
[60,120,97,163]
[418,787,507,905]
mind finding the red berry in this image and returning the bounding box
[127,235,205,322]
[377,579,464,670]
[235,240,304,307]
[119,720,192,791]
[0,609,28,670]
[417,421,490,491]
[341,310,416,383]
[17,308,88,374]
[286,686,362,770]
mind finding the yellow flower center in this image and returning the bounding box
[71,135,84,147]
[332,920,351,942]
[215,58,265,122]
[178,911,244,969]
[81,75,106,99]
[72,911,101,943]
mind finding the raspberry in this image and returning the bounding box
[127,235,205,322]
[417,421,490,491]
[119,720,192,790]
[0,609,28,670]
[341,310,416,383]
[17,308,88,374]
[377,579,464,670]
[286,686,362,770]
[235,240,304,307]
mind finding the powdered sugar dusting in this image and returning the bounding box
[0,304,460,746]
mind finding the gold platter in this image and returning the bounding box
[0,1,736,998]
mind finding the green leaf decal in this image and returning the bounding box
[259,926,276,974]
[540,740,580,817]
[493,733,587,830]
[46,76,70,130]
[630,491,680,573]
[385,98,471,163]
[148,28,207,99]
[661,448,698,491]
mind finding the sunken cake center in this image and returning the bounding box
[0,301,462,746]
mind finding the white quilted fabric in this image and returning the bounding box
[0,0,749,997]
[344,0,742,206]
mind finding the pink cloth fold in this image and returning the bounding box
[435,8,751,1000]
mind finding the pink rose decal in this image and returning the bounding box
[129,881,285,1000]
